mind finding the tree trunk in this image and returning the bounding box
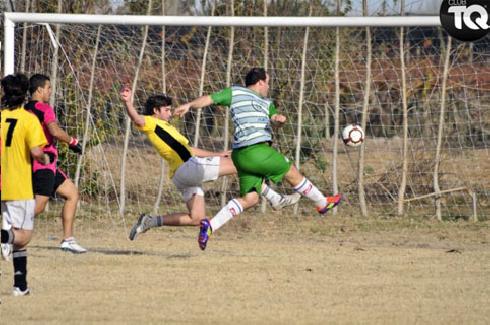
[397,0,409,216]
[120,0,153,217]
[434,35,452,221]
[20,0,30,73]
[261,0,269,214]
[358,0,371,217]
[153,0,167,215]
[220,0,235,207]
[74,25,101,189]
[332,0,341,214]
[294,3,311,215]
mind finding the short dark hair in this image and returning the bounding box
[1,73,29,109]
[143,94,172,115]
[29,74,50,95]
[245,68,267,87]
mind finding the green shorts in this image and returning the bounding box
[231,142,292,196]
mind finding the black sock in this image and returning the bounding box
[13,249,28,291]
[1,228,14,244]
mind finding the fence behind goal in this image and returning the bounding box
[3,13,489,237]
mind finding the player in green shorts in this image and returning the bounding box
[176,68,341,250]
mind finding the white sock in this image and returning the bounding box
[261,184,282,206]
[293,177,326,209]
[210,199,243,233]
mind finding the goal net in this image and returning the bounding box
[3,11,489,239]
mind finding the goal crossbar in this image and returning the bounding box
[3,12,440,75]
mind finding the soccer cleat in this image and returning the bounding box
[271,193,301,211]
[1,243,13,261]
[198,219,212,251]
[60,238,87,254]
[129,214,153,241]
[12,287,31,296]
[317,193,342,215]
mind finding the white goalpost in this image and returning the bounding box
[2,11,487,238]
[4,13,441,75]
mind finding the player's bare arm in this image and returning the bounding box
[191,147,230,158]
[46,121,82,154]
[175,95,213,117]
[120,86,145,127]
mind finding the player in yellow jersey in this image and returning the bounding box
[120,87,300,240]
[1,74,49,296]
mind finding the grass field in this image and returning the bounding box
[1,210,489,324]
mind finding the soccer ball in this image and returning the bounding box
[342,124,364,147]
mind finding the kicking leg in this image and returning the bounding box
[284,165,341,214]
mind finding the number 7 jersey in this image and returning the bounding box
[1,107,47,200]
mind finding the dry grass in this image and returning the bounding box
[1,212,489,324]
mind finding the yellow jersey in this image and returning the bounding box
[1,107,47,200]
[137,116,193,177]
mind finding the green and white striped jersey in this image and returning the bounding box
[211,86,277,149]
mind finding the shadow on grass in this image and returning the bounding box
[30,245,194,259]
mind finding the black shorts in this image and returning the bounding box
[32,169,68,197]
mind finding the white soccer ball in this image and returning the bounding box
[342,124,364,147]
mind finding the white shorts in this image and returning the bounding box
[172,156,221,202]
[1,200,36,230]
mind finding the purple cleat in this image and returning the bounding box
[198,219,212,251]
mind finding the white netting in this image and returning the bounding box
[3,12,489,239]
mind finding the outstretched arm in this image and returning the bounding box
[174,95,213,117]
[191,147,230,158]
[120,86,145,127]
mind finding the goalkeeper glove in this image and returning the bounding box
[69,137,83,154]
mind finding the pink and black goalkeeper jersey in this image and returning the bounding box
[25,100,58,172]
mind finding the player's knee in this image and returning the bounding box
[189,212,206,225]
[64,188,79,202]
[242,191,260,208]
[35,198,49,216]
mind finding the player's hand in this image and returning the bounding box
[271,114,287,125]
[120,86,132,103]
[41,153,50,165]
[174,103,191,117]
[69,137,83,154]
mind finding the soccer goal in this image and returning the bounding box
[3,11,488,237]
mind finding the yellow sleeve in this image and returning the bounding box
[137,116,156,133]
[26,114,47,149]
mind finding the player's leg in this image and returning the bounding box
[0,200,35,295]
[218,155,299,209]
[284,165,341,214]
[128,188,206,240]
[32,169,56,216]
[54,170,86,253]
[197,162,263,250]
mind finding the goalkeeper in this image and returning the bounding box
[176,67,342,250]
[27,74,86,254]
[120,87,300,240]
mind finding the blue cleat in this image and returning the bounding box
[198,219,212,250]
[317,193,342,214]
